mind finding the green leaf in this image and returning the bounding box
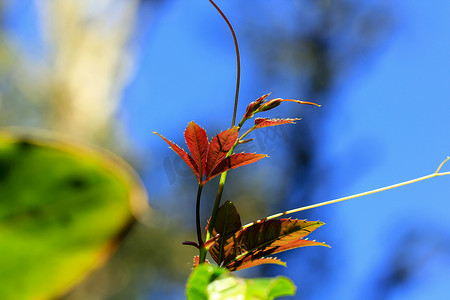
[0,130,148,300]
[206,276,246,299]
[244,276,296,299]
[186,264,227,300]
[187,264,296,300]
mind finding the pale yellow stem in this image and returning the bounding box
[242,156,450,229]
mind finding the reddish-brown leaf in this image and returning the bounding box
[223,219,329,271]
[184,122,208,179]
[229,257,286,271]
[153,132,200,182]
[208,153,267,182]
[204,127,239,181]
[254,118,300,129]
[209,201,242,265]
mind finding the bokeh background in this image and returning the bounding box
[1,0,449,299]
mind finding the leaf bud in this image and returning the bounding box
[259,98,282,112]
[243,93,270,119]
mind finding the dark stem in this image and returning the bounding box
[196,184,204,247]
[208,0,241,127]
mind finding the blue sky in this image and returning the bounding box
[130,1,450,299]
[320,2,450,299]
[123,1,450,299]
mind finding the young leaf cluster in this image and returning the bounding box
[154,122,265,185]
[154,94,325,270]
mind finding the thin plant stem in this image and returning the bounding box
[238,125,256,140]
[200,170,228,263]
[208,0,241,127]
[196,184,204,248]
[201,2,243,263]
[242,157,450,229]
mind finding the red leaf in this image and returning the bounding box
[204,127,239,182]
[156,123,264,185]
[223,219,329,271]
[254,118,300,129]
[230,257,286,271]
[184,122,208,179]
[153,132,200,182]
[208,201,242,265]
[207,204,287,272]
[208,153,267,182]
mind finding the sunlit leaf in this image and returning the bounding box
[231,257,286,270]
[243,276,296,299]
[185,121,208,179]
[0,130,148,300]
[186,264,226,300]
[209,153,267,180]
[207,202,326,271]
[225,219,329,271]
[156,123,265,185]
[254,118,300,129]
[153,131,200,181]
[205,127,239,181]
[186,264,296,300]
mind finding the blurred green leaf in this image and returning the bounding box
[186,264,227,300]
[186,264,296,300]
[244,276,296,299]
[0,130,148,300]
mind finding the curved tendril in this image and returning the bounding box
[208,0,241,127]
[242,157,450,229]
